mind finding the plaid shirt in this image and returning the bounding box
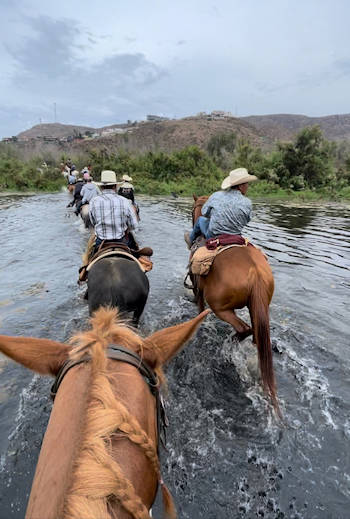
[89,190,138,240]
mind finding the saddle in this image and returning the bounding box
[190,235,251,277]
[79,242,153,282]
[206,234,251,250]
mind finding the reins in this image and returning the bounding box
[50,344,169,450]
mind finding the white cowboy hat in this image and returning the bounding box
[122,174,133,182]
[221,167,257,190]
[97,170,117,185]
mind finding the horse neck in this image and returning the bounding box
[26,365,91,519]
[193,202,205,225]
[63,359,158,519]
[192,196,208,225]
[27,359,158,519]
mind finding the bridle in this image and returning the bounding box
[50,344,168,450]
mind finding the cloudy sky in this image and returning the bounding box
[1,0,349,137]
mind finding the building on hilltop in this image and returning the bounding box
[101,128,128,136]
[146,115,169,122]
[211,110,233,119]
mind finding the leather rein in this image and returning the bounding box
[50,344,168,450]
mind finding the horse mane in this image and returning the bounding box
[63,307,175,519]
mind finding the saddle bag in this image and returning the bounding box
[190,247,217,276]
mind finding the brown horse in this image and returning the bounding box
[0,307,209,519]
[190,195,279,414]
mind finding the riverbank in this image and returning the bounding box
[1,181,350,203]
[135,178,350,202]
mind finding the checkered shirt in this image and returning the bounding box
[89,190,138,240]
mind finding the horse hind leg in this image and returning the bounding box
[214,309,252,341]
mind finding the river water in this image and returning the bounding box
[0,192,349,518]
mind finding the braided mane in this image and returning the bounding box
[63,307,175,519]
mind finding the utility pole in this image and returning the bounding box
[54,102,57,123]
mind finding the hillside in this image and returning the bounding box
[18,123,96,139]
[242,113,350,142]
[70,116,270,154]
[13,113,350,156]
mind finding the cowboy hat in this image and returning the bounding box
[122,174,133,182]
[221,167,257,190]
[97,170,117,185]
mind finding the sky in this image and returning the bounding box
[1,0,350,137]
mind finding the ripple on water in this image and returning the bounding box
[0,194,350,518]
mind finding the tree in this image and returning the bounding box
[276,126,336,189]
[207,132,236,168]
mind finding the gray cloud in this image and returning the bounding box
[1,1,350,137]
[333,59,350,78]
[1,14,168,134]
[6,16,81,79]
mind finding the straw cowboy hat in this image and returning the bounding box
[122,174,133,182]
[221,168,257,190]
[97,170,117,186]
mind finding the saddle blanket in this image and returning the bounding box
[190,242,249,276]
[78,243,153,283]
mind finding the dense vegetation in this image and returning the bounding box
[0,145,65,192]
[1,126,350,200]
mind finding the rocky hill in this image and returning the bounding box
[17,123,96,139]
[72,116,270,154]
[14,113,350,156]
[242,113,350,142]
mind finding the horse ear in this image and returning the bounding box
[143,309,210,366]
[193,194,198,201]
[0,336,70,377]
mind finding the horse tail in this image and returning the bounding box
[249,273,281,417]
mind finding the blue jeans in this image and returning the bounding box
[190,216,211,243]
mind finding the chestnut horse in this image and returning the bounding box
[190,195,279,414]
[0,307,209,519]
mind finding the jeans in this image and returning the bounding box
[190,216,211,243]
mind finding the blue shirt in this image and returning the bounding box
[202,189,252,236]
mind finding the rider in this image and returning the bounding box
[118,174,135,203]
[89,170,139,251]
[67,174,84,209]
[184,167,257,247]
[75,172,98,214]
[67,170,76,185]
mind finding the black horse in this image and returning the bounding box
[87,256,149,325]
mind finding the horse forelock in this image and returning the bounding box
[69,307,165,385]
[62,307,168,519]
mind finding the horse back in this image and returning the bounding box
[199,246,273,307]
[87,257,149,315]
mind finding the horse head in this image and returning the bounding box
[0,307,210,519]
[192,194,208,226]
